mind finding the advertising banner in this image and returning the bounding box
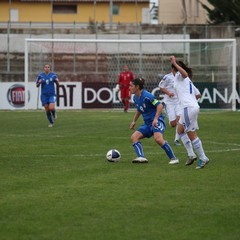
[0,82,82,110]
[0,82,239,110]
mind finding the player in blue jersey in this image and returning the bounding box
[36,64,59,127]
[129,78,179,164]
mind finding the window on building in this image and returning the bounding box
[112,5,120,15]
[10,9,19,22]
[52,4,77,14]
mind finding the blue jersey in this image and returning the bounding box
[133,89,164,126]
[35,72,58,96]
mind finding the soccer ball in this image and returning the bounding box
[106,149,121,162]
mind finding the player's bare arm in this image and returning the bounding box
[195,93,201,100]
[36,79,42,87]
[170,55,188,78]
[160,87,174,97]
[55,78,60,87]
[152,103,163,127]
[130,111,141,130]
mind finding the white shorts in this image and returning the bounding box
[179,106,199,132]
[165,103,181,122]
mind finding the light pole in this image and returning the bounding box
[135,0,138,25]
[109,0,113,29]
[7,0,12,72]
[94,0,96,23]
[8,0,12,23]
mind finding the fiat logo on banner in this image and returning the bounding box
[7,84,29,108]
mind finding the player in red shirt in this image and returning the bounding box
[117,64,134,112]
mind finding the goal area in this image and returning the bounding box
[24,38,237,110]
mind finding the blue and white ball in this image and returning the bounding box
[106,149,121,162]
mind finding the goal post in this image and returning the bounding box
[24,38,237,111]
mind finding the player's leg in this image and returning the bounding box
[41,95,54,127]
[44,104,54,127]
[183,107,209,169]
[153,120,179,164]
[177,115,197,165]
[123,98,128,112]
[124,88,130,112]
[120,89,126,111]
[174,106,181,145]
[174,128,181,146]
[49,96,57,119]
[49,103,56,119]
[169,118,181,146]
[178,126,197,165]
[131,126,148,163]
[166,104,181,146]
[188,131,209,169]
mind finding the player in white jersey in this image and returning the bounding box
[159,72,182,146]
[170,55,209,169]
[159,72,201,164]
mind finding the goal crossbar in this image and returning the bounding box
[24,38,237,110]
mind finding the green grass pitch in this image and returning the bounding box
[0,110,239,240]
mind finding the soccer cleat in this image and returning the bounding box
[132,157,148,163]
[174,140,181,146]
[205,158,210,165]
[169,158,179,165]
[185,155,197,166]
[195,158,209,169]
[48,124,54,128]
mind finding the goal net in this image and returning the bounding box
[24,38,237,110]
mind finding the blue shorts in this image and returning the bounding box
[41,95,56,106]
[137,119,166,138]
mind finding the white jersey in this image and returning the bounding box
[158,72,179,105]
[174,72,200,109]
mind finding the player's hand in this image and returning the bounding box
[168,92,174,98]
[130,121,136,130]
[152,119,158,128]
[36,79,42,87]
[170,55,176,63]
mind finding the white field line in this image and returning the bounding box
[208,141,240,147]
[4,147,239,158]
[2,141,240,158]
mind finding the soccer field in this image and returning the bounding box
[0,110,239,240]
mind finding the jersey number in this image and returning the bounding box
[189,81,193,94]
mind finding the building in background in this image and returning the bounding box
[158,0,212,24]
[0,0,150,24]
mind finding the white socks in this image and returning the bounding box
[192,137,207,160]
[180,133,195,157]
[174,128,180,142]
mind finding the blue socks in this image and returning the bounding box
[133,141,176,160]
[161,142,176,159]
[46,111,53,124]
[51,110,56,118]
[133,142,144,157]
